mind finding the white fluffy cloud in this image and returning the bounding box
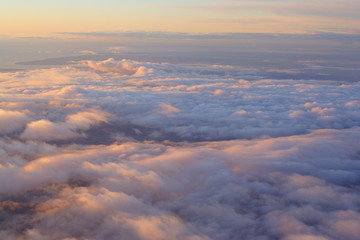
[0,58,359,240]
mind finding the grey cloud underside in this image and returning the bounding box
[0,59,359,240]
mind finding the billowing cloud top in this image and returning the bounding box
[0,58,359,240]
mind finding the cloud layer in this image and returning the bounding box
[0,58,359,240]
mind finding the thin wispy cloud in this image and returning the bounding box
[2,0,360,36]
[168,0,360,33]
[188,0,360,18]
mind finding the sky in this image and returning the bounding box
[1,0,360,36]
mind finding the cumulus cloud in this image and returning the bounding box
[107,46,127,54]
[0,67,101,87]
[80,50,97,55]
[1,128,360,239]
[20,110,108,141]
[0,109,29,134]
[20,119,80,141]
[87,58,154,76]
[0,58,359,240]
[85,58,257,79]
[66,111,109,130]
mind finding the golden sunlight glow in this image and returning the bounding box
[1,0,359,37]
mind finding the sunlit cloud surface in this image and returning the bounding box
[0,58,359,239]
